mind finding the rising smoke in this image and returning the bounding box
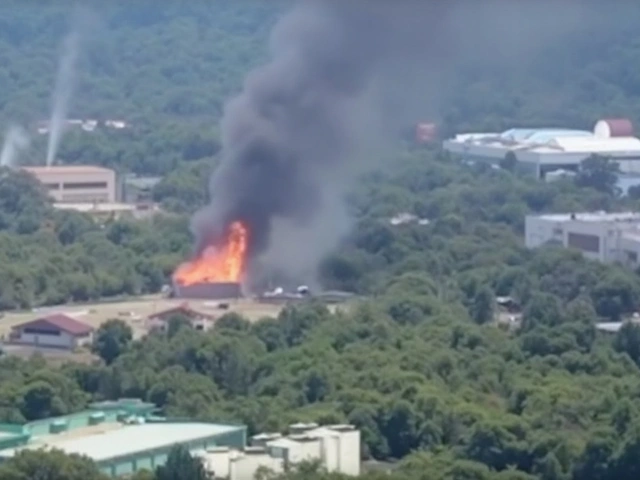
[192,0,607,287]
[45,31,80,167]
[0,126,29,168]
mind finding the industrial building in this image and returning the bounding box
[443,119,640,179]
[0,399,361,479]
[22,165,117,203]
[0,399,247,477]
[195,422,361,480]
[7,313,93,350]
[173,282,243,300]
[525,211,640,266]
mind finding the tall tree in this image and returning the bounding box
[155,445,210,480]
[471,287,495,325]
[91,319,133,365]
[575,155,620,195]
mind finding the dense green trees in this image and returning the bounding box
[0,449,109,480]
[3,3,640,480]
[0,167,191,308]
[154,445,210,480]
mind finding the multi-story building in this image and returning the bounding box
[22,165,117,203]
[525,211,640,266]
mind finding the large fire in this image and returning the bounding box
[173,221,248,286]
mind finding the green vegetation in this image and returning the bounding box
[2,2,640,480]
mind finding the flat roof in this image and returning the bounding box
[532,211,640,223]
[21,165,114,174]
[447,129,640,155]
[53,202,137,213]
[0,422,243,462]
[596,322,624,333]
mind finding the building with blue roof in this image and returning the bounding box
[0,398,247,477]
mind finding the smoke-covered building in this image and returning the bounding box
[443,119,640,179]
[22,165,117,203]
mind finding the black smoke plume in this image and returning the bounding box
[191,0,604,286]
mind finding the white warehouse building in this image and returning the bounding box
[443,119,640,180]
[195,423,361,480]
[525,211,640,266]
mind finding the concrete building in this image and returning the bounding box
[7,314,93,350]
[0,399,246,477]
[525,211,640,266]
[443,119,640,179]
[196,423,361,480]
[22,165,117,203]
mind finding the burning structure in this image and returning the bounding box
[172,222,247,299]
[172,0,595,290]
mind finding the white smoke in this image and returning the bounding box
[45,31,80,167]
[0,126,30,168]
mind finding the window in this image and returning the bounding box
[23,327,61,336]
[43,183,59,190]
[567,232,600,253]
[62,182,108,190]
[60,194,109,202]
[626,250,638,262]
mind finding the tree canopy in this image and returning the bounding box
[2,3,640,480]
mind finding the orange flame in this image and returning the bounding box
[173,221,248,286]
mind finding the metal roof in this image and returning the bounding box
[546,136,640,152]
[21,165,114,174]
[500,128,592,143]
[0,422,243,462]
[13,314,93,336]
[533,211,640,223]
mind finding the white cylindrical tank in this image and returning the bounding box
[594,118,634,138]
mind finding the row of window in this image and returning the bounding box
[23,327,61,336]
[59,193,110,203]
[44,182,109,190]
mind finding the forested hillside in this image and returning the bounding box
[3,2,640,480]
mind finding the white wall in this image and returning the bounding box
[14,330,76,349]
[230,454,284,480]
[201,425,362,480]
[560,220,613,262]
[307,426,361,476]
[524,215,640,264]
[284,438,322,464]
[26,169,116,203]
[618,235,640,267]
[524,216,563,248]
[334,428,361,476]
[442,141,508,159]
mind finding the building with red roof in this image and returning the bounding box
[8,313,94,350]
[147,303,215,333]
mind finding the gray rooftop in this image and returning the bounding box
[534,211,640,223]
[0,422,242,462]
